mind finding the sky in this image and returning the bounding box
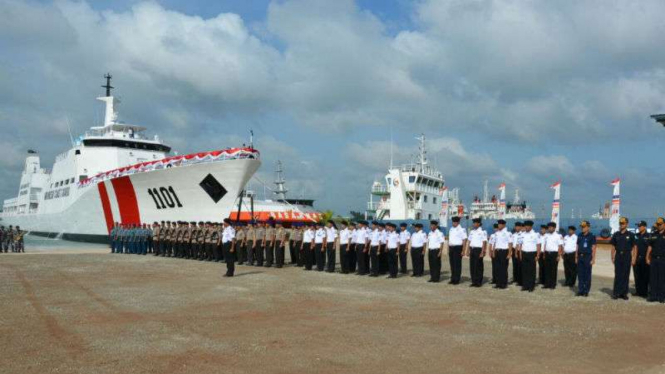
[1,0,665,218]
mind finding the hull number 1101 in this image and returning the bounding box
[148,186,183,209]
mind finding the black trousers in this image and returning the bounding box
[649,256,665,302]
[563,252,577,287]
[153,241,161,256]
[295,241,304,266]
[448,245,463,284]
[303,243,313,270]
[348,244,357,272]
[491,254,498,283]
[522,252,537,291]
[237,242,246,264]
[411,247,424,276]
[399,244,408,274]
[289,240,299,265]
[315,243,325,271]
[265,242,274,267]
[370,246,380,276]
[340,244,349,274]
[356,244,368,274]
[428,250,441,282]
[379,247,388,274]
[223,242,235,276]
[326,243,336,272]
[362,246,370,274]
[495,249,509,288]
[633,255,649,297]
[538,256,546,285]
[255,243,264,266]
[276,243,285,268]
[206,243,214,261]
[544,252,559,289]
[512,251,522,285]
[613,250,631,297]
[387,248,398,277]
[469,247,483,286]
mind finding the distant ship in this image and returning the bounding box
[366,135,446,221]
[229,160,323,223]
[469,180,535,220]
[0,75,260,242]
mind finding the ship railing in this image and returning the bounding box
[371,185,389,194]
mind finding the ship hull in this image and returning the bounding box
[1,158,260,242]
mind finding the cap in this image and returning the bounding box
[638,221,647,227]
[472,218,481,224]
[514,222,523,227]
[568,226,576,231]
[497,219,506,225]
[656,217,665,225]
[371,221,379,225]
[414,223,423,228]
[619,217,628,224]
[524,220,534,227]
[400,223,408,228]
[378,223,386,228]
[430,220,439,226]
[387,223,396,228]
[223,218,231,224]
[451,217,460,223]
[547,222,557,228]
[580,220,590,228]
[540,225,548,229]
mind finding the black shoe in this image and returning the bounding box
[611,295,619,300]
[575,293,582,297]
[583,293,589,297]
[647,298,657,303]
[621,295,629,300]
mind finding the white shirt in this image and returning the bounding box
[387,231,399,249]
[448,225,467,246]
[521,230,540,252]
[427,229,445,250]
[222,226,235,243]
[303,229,314,243]
[379,230,388,245]
[399,230,411,245]
[468,227,488,248]
[314,228,326,244]
[543,232,563,252]
[410,230,427,247]
[489,232,497,247]
[339,228,351,245]
[325,227,337,242]
[511,231,523,247]
[563,234,577,253]
[370,229,381,246]
[356,227,368,244]
[494,228,512,250]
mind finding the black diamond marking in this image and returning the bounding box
[199,174,227,203]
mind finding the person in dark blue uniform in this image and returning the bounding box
[610,217,636,300]
[647,217,665,303]
[632,221,651,298]
[576,221,596,297]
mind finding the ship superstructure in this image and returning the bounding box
[1,75,260,242]
[366,135,445,221]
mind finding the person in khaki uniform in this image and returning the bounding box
[288,226,300,266]
[275,222,287,268]
[183,222,191,258]
[152,222,160,256]
[264,222,276,267]
[161,222,170,257]
[255,223,265,266]
[236,224,246,265]
[205,222,215,261]
[167,222,176,257]
[174,222,184,258]
[246,222,256,265]
[211,223,221,262]
[195,221,206,260]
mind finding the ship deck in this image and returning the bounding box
[1,244,663,374]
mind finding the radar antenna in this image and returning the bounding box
[102,73,114,97]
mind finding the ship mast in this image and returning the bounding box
[483,179,489,203]
[416,134,427,173]
[274,160,288,201]
[513,189,521,204]
[96,73,118,127]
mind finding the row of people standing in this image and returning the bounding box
[0,225,25,253]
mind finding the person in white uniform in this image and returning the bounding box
[426,221,445,283]
[220,218,236,277]
[386,223,400,278]
[410,223,427,277]
[447,217,467,285]
[562,225,578,288]
[466,218,488,287]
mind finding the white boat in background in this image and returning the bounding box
[469,180,535,220]
[366,135,446,221]
[0,75,260,242]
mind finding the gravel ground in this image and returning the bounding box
[1,247,663,374]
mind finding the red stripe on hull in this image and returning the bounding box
[97,182,115,234]
[111,176,141,225]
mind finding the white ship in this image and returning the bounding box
[366,135,446,221]
[230,160,323,223]
[469,180,535,220]
[0,75,260,242]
